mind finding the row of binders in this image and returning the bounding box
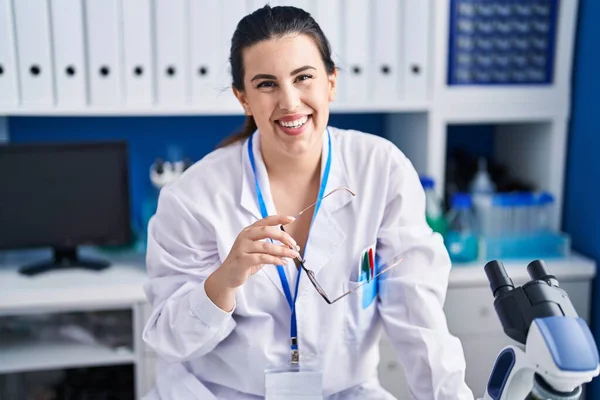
[0,0,430,111]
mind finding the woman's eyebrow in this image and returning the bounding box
[290,65,316,75]
[250,65,316,82]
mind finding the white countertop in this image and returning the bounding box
[0,248,148,315]
[448,253,597,287]
[0,248,595,313]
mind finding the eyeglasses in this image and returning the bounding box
[280,186,402,304]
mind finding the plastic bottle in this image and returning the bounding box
[420,176,447,235]
[444,193,479,263]
[536,192,554,232]
[469,157,496,237]
[470,157,496,196]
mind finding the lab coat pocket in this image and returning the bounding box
[344,276,378,344]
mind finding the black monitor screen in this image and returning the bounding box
[0,141,131,251]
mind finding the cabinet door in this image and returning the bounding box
[460,334,518,399]
[139,353,157,398]
[378,334,410,399]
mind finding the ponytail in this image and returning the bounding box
[216,116,257,149]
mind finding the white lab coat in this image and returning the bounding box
[142,127,475,400]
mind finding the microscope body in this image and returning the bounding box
[481,260,600,400]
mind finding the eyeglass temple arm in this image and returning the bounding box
[292,186,356,219]
[327,261,402,304]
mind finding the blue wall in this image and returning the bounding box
[8,113,386,240]
[563,0,600,396]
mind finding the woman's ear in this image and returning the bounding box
[328,68,338,102]
[233,87,252,115]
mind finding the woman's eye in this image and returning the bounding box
[257,81,276,88]
[296,74,313,82]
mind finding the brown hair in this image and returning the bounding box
[216,5,336,149]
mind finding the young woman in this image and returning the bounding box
[142,5,474,400]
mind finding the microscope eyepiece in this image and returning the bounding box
[527,260,559,287]
[485,260,514,297]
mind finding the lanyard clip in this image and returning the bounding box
[291,337,299,364]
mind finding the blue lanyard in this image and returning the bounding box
[247,129,332,362]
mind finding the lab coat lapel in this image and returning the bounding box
[240,131,292,300]
[240,133,267,221]
[298,128,354,296]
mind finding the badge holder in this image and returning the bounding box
[264,339,324,400]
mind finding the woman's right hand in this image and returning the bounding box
[214,215,300,290]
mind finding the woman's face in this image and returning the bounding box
[234,33,337,158]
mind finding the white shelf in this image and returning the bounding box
[0,248,148,315]
[0,338,135,374]
[448,253,596,288]
[0,101,430,116]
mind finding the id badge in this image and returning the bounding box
[265,365,323,400]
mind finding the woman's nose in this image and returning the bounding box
[278,85,301,111]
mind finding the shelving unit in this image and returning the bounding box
[0,249,148,398]
[0,338,135,375]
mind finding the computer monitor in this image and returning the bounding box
[0,141,132,276]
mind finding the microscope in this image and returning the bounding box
[481,260,600,400]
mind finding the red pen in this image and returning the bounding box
[368,248,375,280]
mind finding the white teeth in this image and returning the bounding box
[278,115,309,128]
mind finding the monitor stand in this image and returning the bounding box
[19,247,111,276]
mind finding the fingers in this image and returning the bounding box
[252,214,295,227]
[247,241,299,259]
[245,225,297,249]
[248,253,289,267]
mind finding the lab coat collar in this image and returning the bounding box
[240,130,270,221]
[239,127,354,300]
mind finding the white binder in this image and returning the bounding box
[373,0,401,103]
[248,0,267,11]
[0,0,19,107]
[403,0,430,102]
[122,0,154,106]
[50,0,87,107]
[342,1,370,104]
[13,0,55,106]
[314,0,343,102]
[190,0,220,105]
[217,1,248,109]
[268,0,313,12]
[289,0,317,17]
[84,0,123,106]
[154,0,189,105]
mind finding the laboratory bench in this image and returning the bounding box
[0,248,595,399]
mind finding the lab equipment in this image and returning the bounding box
[0,141,131,276]
[480,260,599,400]
[469,157,495,197]
[476,192,555,237]
[473,191,568,260]
[444,193,479,263]
[149,156,192,189]
[420,175,447,235]
[448,0,559,85]
[139,155,192,251]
